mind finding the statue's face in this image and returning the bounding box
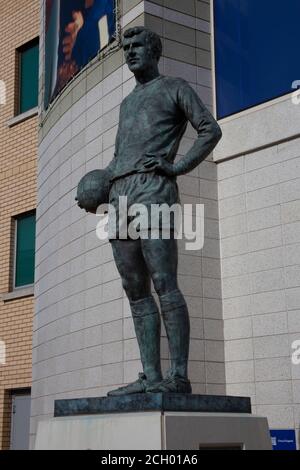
[123,32,156,73]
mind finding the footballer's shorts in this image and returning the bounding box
[108,171,180,240]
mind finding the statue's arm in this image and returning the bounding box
[143,81,222,177]
[172,82,222,176]
[104,102,124,182]
[105,150,118,182]
[105,124,121,183]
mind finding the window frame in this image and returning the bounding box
[16,37,39,117]
[13,211,36,291]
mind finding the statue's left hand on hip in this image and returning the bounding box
[143,154,176,176]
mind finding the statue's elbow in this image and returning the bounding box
[213,122,222,143]
[206,122,222,149]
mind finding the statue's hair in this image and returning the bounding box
[123,27,162,61]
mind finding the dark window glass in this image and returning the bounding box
[19,40,39,114]
[214,0,300,119]
[15,212,36,288]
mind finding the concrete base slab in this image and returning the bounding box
[34,412,272,450]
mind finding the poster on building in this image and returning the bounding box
[44,0,117,108]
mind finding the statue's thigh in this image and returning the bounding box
[110,239,151,293]
[141,238,178,294]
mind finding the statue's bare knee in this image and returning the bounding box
[152,271,178,297]
[122,274,151,302]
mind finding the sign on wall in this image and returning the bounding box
[270,430,297,451]
[44,0,117,108]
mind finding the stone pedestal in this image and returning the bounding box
[34,394,272,450]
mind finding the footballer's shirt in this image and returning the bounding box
[109,75,221,182]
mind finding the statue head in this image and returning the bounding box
[122,27,162,74]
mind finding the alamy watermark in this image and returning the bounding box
[0,340,6,365]
[94,197,205,251]
[0,80,6,106]
[291,80,300,105]
[292,340,300,365]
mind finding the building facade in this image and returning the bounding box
[0,0,299,450]
[0,0,39,450]
[214,0,300,448]
[32,0,224,449]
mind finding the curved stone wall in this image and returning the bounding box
[31,0,224,447]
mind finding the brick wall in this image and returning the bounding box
[0,0,39,449]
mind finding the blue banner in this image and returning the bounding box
[45,0,116,108]
[214,0,300,118]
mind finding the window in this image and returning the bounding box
[14,212,36,288]
[214,0,300,119]
[17,38,39,114]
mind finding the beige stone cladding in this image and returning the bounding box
[32,0,222,448]
[216,94,300,449]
